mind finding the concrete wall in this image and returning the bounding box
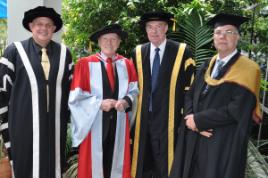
[7,0,62,44]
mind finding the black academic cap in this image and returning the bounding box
[139,11,174,26]
[90,24,128,43]
[208,13,249,29]
[23,6,63,32]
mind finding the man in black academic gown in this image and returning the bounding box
[169,13,262,178]
[131,12,195,178]
[0,6,73,178]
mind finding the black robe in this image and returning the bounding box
[169,52,261,178]
[0,38,73,178]
[131,39,195,178]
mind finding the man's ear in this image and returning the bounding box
[52,25,57,32]
[29,22,33,31]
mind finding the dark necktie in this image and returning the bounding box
[151,48,160,92]
[202,60,224,95]
[149,47,160,111]
[106,58,115,92]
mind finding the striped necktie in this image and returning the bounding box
[202,60,225,95]
[212,60,224,79]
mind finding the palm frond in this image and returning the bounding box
[245,140,268,178]
[64,154,78,178]
[170,11,213,68]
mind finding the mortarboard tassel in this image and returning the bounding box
[171,18,176,31]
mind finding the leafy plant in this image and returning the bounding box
[64,154,78,178]
[65,124,73,159]
[169,10,214,67]
[245,140,268,178]
[261,78,268,92]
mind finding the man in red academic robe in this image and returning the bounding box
[69,24,139,178]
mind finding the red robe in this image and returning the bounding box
[69,53,138,178]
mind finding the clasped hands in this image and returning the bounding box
[184,114,213,138]
[100,99,129,112]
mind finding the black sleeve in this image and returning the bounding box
[0,43,18,160]
[194,86,256,131]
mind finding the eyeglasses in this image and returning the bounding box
[33,22,55,30]
[214,30,239,37]
[146,24,165,32]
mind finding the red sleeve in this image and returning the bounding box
[124,58,138,83]
[71,57,90,92]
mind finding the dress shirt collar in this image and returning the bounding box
[31,37,52,56]
[216,49,238,66]
[150,39,167,53]
[150,38,167,66]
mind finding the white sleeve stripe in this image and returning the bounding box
[0,106,8,114]
[0,57,15,72]
[5,141,11,148]
[0,122,8,131]
[69,62,74,71]
[0,74,13,92]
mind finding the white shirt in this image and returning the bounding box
[150,39,167,74]
[211,49,238,77]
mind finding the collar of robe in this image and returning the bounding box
[204,54,262,123]
[96,52,121,63]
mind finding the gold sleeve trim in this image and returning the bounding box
[168,43,186,175]
[131,45,143,178]
[184,57,195,71]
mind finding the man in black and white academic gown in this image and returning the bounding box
[0,6,73,178]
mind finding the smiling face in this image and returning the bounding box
[29,17,56,47]
[98,33,121,57]
[145,20,168,47]
[213,24,240,58]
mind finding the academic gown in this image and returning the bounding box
[0,38,73,178]
[169,52,261,178]
[69,53,139,178]
[131,39,195,178]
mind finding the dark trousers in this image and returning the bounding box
[142,112,163,178]
[103,116,117,178]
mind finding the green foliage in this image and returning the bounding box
[62,0,130,58]
[0,19,7,56]
[261,78,268,92]
[170,10,214,67]
[65,124,72,159]
[246,140,268,178]
[64,154,78,178]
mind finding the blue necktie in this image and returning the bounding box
[203,60,224,94]
[211,60,224,79]
[149,48,160,111]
